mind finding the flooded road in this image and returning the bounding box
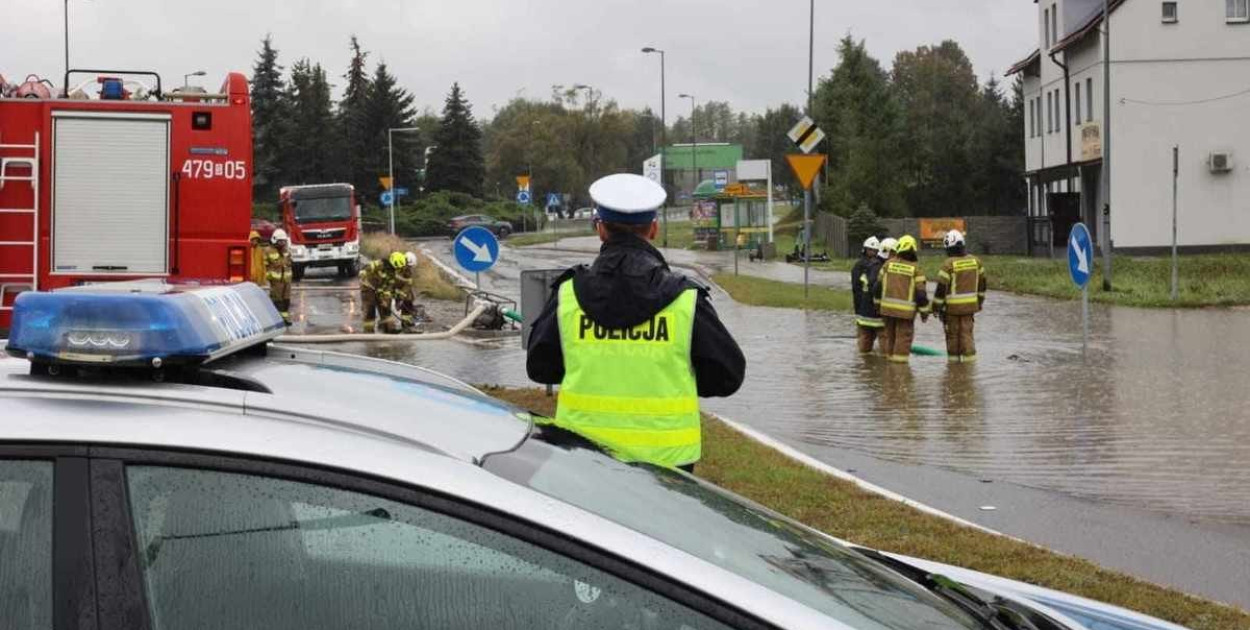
[288,240,1250,605]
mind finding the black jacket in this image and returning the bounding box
[526,233,746,397]
[850,256,883,319]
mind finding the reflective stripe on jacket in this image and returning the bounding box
[851,257,884,328]
[877,260,929,320]
[935,255,985,316]
[265,250,292,283]
[554,281,700,468]
[359,261,393,296]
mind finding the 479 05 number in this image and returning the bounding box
[181,159,248,180]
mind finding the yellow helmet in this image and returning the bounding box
[897,235,919,254]
[248,230,261,241]
[389,252,407,269]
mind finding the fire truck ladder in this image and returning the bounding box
[0,132,39,313]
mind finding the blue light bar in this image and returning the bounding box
[4,281,285,368]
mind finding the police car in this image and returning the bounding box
[0,282,1184,630]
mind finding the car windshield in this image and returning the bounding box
[293,196,352,223]
[484,425,985,630]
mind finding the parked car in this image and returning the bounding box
[0,281,1191,630]
[250,217,277,241]
[448,214,512,238]
[572,207,595,220]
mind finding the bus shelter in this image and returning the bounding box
[691,182,769,251]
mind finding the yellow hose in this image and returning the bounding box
[275,304,488,344]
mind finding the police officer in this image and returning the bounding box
[874,235,930,363]
[527,174,746,473]
[933,230,986,363]
[851,236,884,354]
[266,229,294,324]
[359,253,401,333]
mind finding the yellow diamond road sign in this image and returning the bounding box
[787,116,814,144]
[786,154,827,191]
[798,126,826,154]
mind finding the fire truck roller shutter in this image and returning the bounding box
[52,112,171,275]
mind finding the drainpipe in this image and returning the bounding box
[1049,49,1075,197]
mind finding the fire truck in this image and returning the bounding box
[278,183,361,280]
[0,70,253,332]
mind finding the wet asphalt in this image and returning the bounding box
[290,237,1250,610]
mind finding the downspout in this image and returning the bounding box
[1049,49,1074,188]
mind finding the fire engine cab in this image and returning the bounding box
[0,70,253,333]
[278,183,361,280]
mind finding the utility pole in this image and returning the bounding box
[1171,146,1179,301]
[804,0,815,298]
[642,47,669,248]
[1101,0,1114,291]
[387,127,420,235]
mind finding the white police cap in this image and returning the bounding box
[589,174,667,223]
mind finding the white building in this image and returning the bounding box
[1008,0,1250,254]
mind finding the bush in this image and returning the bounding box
[848,203,884,249]
[253,203,279,222]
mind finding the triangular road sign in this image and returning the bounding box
[379,176,393,190]
[786,154,827,190]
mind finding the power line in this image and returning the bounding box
[1121,84,1250,106]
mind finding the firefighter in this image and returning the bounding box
[248,231,269,287]
[394,251,427,333]
[526,174,745,473]
[933,229,986,363]
[359,254,401,333]
[851,236,884,354]
[875,235,930,364]
[266,229,294,324]
[873,237,899,355]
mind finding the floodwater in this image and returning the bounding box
[293,242,1250,528]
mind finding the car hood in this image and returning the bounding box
[882,552,1190,630]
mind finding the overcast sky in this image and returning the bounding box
[7,0,1036,119]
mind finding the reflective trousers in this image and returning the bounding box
[943,314,977,363]
[856,324,880,354]
[269,281,291,322]
[881,317,915,363]
[361,289,393,333]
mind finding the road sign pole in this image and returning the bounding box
[387,131,396,235]
[803,188,811,298]
[1171,145,1179,301]
[734,200,740,277]
[1082,284,1089,354]
[476,272,480,290]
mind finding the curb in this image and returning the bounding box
[707,412,1018,540]
[417,245,477,290]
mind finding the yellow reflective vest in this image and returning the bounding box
[935,255,986,316]
[876,259,929,320]
[554,281,700,468]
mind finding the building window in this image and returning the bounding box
[1052,4,1060,43]
[1162,2,1179,22]
[1040,91,1050,133]
[1075,82,1083,124]
[1229,0,1249,22]
[1044,8,1051,47]
[1086,78,1094,121]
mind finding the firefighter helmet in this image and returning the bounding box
[897,235,919,254]
[878,237,898,259]
[270,229,289,245]
[389,252,407,270]
[863,236,881,251]
[405,251,418,267]
[944,229,966,248]
[249,230,262,242]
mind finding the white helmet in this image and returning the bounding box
[405,251,418,267]
[863,236,881,251]
[270,229,289,244]
[944,229,966,248]
[878,237,898,259]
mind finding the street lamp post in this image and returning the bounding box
[183,70,206,89]
[642,47,669,247]
[678,94,697,212]
[387,126,421,235]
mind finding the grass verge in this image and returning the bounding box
[360,232,463,301]
[482,387,1250,630]
[791,253,1250,308]
[712,273,852,311]
[507,229,597,248]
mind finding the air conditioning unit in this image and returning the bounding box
[1209,151,1234,173]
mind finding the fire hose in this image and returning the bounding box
[275,303,488,344]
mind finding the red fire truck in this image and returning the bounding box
[278,183,361,280]
[0,70,253,332]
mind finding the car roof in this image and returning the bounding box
[0,347,831,629]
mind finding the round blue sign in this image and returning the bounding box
[453,226,500,273]
[1067,222,1094,288]
[516,190,532,204]
[380,190,395,206]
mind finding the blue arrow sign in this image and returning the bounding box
[516,190,532,205]
[380,190,394,205]
[1068,222,1094,288]
[454,226,500,273]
